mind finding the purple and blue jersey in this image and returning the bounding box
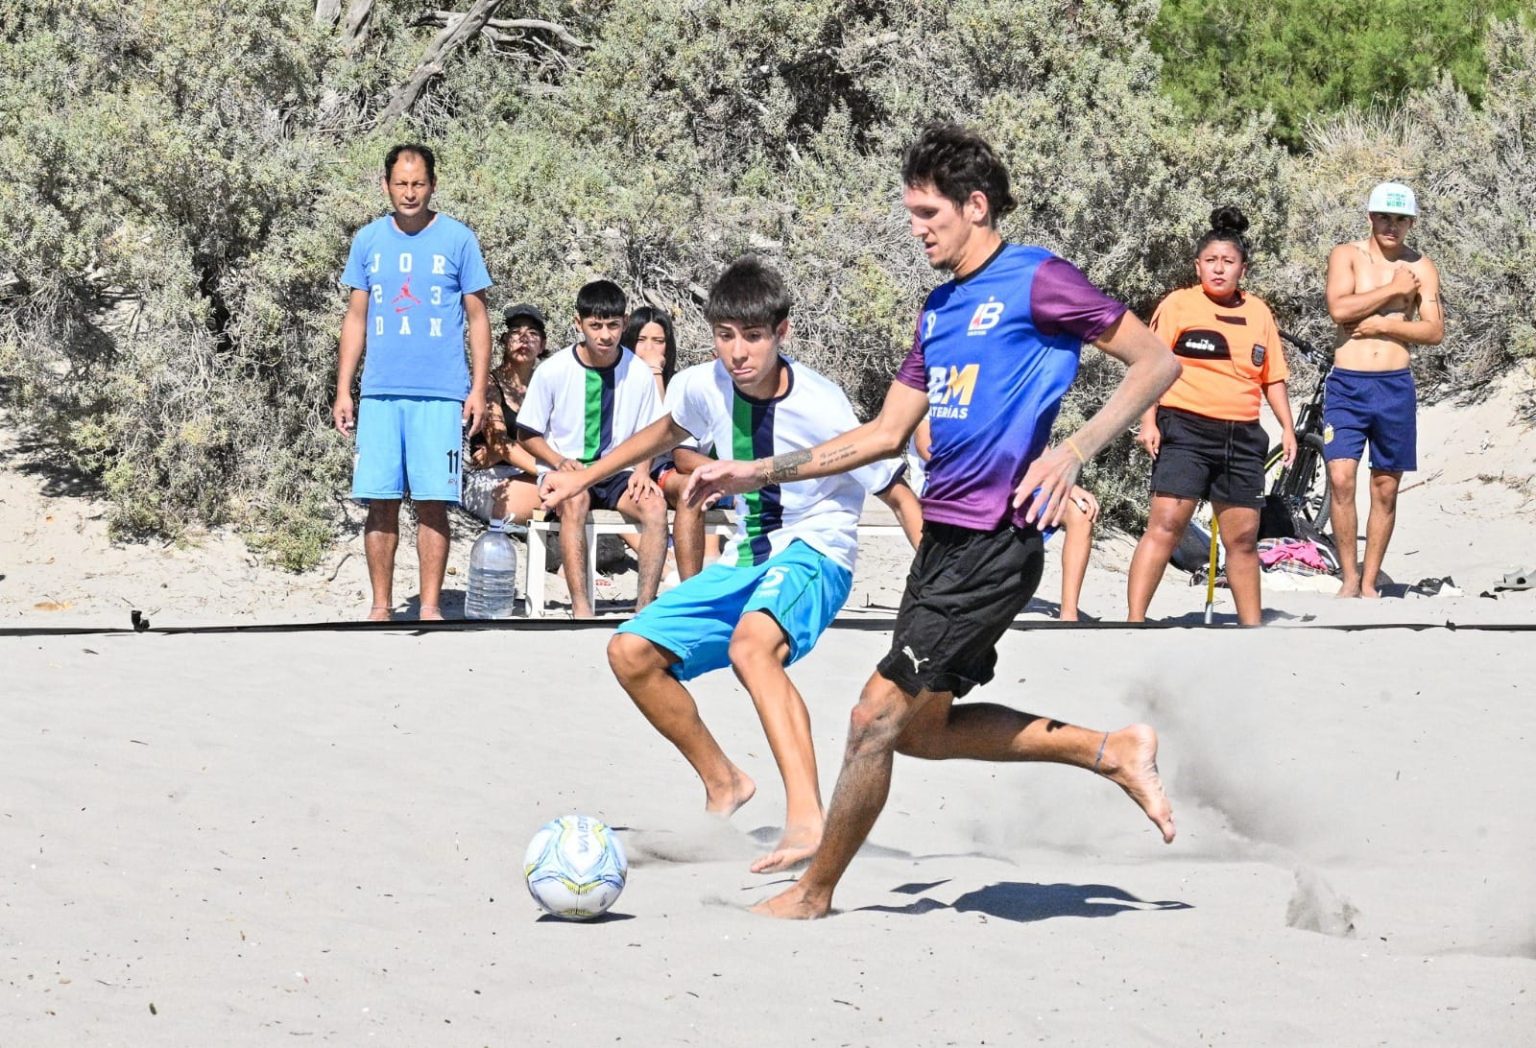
[895,243,1126,531]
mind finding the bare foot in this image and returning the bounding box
[704,765,756,818]
[750,883,830,920]
[1360,585,1382,599]
[750,821,823,874]
[1097,724,1176,843]
[1059,611,1079,622]
[366,605,393,622]
[1336,579,1362,598]
[418,605,444,621]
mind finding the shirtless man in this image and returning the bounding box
[1323,182,1444,598]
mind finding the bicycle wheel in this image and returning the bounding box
[1292,435,1331,530]
[1265,434,1331,533]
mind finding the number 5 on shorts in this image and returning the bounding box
[758,566,789,596]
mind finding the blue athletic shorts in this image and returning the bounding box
[588,470,635,511]
[352,395,465,502]
[1322,367,1417,472]
[616,539,853,681]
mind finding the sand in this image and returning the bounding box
[2,369,1534,1044]
[3,627,1532,1045]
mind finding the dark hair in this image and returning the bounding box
[575,279,628,320]
[622,307,678,383]
[1195,206,1251,263]
[704,256,792,329]
[901,124,1017,226]
[384,143,436,182]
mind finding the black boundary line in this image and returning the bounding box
[0,610,1532,638]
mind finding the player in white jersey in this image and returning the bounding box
[541,257,923,872]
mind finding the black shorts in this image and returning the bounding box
[1148,406,1266,508]
[587,470,635,511]
[877,522,1045,699]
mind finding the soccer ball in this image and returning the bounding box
[523,814,628,920]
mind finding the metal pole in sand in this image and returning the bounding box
[1204,517,1221,625]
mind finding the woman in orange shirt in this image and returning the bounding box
[1127,207,1297,625]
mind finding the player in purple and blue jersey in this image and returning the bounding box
[687,125,1183,919]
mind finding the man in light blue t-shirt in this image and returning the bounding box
[332,143,493,621]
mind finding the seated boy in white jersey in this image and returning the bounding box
[516,280,669,618]
[540,257,923,872]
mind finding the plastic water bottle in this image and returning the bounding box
[465,518,519,619]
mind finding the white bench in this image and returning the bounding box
[523,499,908,618]
[524,508,736,618]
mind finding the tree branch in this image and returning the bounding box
[314,0,342,27]
[412,10,592,50]
[342,0,374,53]
[378,0,508,130]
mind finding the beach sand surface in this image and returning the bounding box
[3,627,1532,1045]
[2,369,1534,1044]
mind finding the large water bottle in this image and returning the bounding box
[464,518,519,619]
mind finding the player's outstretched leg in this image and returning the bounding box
[753,673,932,919]
[607,633,755,815]
[728,612,824,873]
[892,693,1175,843]
[754,673,1177,920]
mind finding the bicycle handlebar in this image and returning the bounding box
[1279,330,1327,365]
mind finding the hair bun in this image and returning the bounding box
[1209,206,1249,236]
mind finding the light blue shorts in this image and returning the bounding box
[616,539,853,681]
[351,395,464,502]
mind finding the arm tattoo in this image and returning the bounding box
[761,449,812,484]
[823,445,859,467]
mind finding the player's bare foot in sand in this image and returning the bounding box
[705,765,756,818]
[1360,584,1383,599]
[1095,724,1176,843]
[367,605,393,622]
[1336,578,1362,598]
[751,884,830,920]
[750,821,822,873]
[418,605,444,621]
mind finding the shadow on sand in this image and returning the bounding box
[859,881,1192,923]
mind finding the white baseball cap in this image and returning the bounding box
[1366,182,1418,217]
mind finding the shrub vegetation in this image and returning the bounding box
[0,1,1530,566]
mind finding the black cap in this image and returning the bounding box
[503,303,546,333]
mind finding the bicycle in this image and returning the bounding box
[1263,330,1331,536]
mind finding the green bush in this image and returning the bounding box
[1151,0,1529,150]
[0,1,1528,564]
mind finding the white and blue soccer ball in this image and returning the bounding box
[523,814,628,920]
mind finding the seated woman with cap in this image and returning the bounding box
[462,303,548,524]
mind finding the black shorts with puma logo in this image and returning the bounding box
[877,521,1044,698]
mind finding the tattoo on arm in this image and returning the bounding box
[762,449,812,484]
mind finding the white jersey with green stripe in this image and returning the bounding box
[517,343,664,464]
[667,358,902,573]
